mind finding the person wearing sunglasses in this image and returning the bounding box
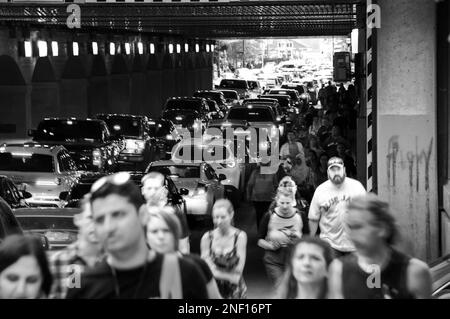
[66,172,208,299]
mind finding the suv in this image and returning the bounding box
[0,175,31,209]
[193,90,228,113]
[0,143,79,207]
[161,97,211,131]
[95,114,155,169]
[29,118,121,172]
[218,79,250,100]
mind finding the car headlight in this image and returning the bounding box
[166,134,174,140]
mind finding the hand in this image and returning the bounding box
[271,241,281,250]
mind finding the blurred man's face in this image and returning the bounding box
[141,177,167,205]
[91,194,144,254]
[345,208,384,253]
[337,144,346,156]
[328,165,346,185]
[287,132,295,143]
[74,206,99,245]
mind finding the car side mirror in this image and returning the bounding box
[28,129,36,137]
[218,174,227,181]
[59,191,69,201]
[22,191,32,199]
[179,188,189,196]
[35,234,50,250]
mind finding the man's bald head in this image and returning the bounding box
[141,171,167,205]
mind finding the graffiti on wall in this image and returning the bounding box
[386,135,433,260]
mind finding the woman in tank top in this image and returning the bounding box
[200,199,248,299]
[328,193,432,299]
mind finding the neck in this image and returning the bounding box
[357,245,391,268]
[77,237,102,267]
[107,237,150,270]
[296,281,323,299]
[218,226,232,236]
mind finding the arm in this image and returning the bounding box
[308,220,319,237]
[407,258,432,299]
[308,190,322,236]
[246,171,256,200]
[233,231,247,276]
[178,237,190,255]
[206,279,223,299]
[328,259,344,299]
[257,238,279,251]
[200,232,215,271]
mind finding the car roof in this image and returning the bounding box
[96,114,146,120]
[14,207,82,217]
[168,97,205,102]
[41,117,105,123]
[0,143,65,155]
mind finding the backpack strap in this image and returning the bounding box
[159,253,182,299]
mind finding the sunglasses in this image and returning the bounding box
[90,172,131,194]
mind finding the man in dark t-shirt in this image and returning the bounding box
[66,172,207,299]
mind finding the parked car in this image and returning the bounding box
[218,79,250,100]
[29,118,122,172]
[147,118,180,160]
[14,207,80,251]
[0,175,31,208]
[161,97,211,132]
[147,160,225,224]
[95,114,156,170]
[0,143,80,208]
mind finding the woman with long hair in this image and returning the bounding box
[277,236,334,299]
[146,207,222,299]
[0,234,53,299]
[200,199,248,299]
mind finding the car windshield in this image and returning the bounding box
[69,184,92,200]
[175,145,232,162]
[270,90,298,101]
[220,80,247,89]
[151,165,200,178]
[0,153,54,172]
[148,120,172,137]
[165,100,202,111]
[206,101,217,112]
[17,216,77,231]
[194,92,221,103]
[221,91,238,100]
[227,108,274,122]
[99,117,142,138]
[34,120,104,142]
[248,81,258,89]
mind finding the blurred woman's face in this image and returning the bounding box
[213,207,232,231]
[276,195,295,214]
[0,255,43,299]
[292,243,328,285]
[146,217,176,253]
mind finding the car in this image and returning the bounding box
[205,99,225,120]
[170,138,245,206]
[29,118,122,172]
[281,83,307,95]
[193,90,228,112]
[260,94,294,116]
[161,97,211,132]
[0,143,80,208]
[14,207,80,251]
[242,98,284,119]
[430,254,450,299]
[217,89,241,108]
[226,103,285,138]
[0,175,31,208]
[268,88,301,107]
[218,79,250,100]
[146,118,180,160]
[0,197,23,240]
[147,160,226,217]
[95,114,156,170]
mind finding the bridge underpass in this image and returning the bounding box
[0,0,446,265]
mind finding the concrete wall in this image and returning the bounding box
[0,28,214,140]
[377,0,438,261]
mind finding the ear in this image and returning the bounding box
[138,204,149,226]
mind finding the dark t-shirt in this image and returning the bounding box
[66,253,208,299]
[183,254,213,282]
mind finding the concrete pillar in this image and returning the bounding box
[377,0,438,261]
[31,82,60,126]
[88,77,110,116]
[130,55,147,115]
[60,79,88,118]
[0,85,31,139]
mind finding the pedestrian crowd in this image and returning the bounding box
[0,81,433,299]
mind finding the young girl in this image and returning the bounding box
[200,199,247,299]
[277,237,334,299]
[258,187,303,289]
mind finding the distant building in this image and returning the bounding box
[266,39,308,60]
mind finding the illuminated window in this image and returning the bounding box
[37,40,47,57]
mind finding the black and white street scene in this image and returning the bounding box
[0,0,449,301]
